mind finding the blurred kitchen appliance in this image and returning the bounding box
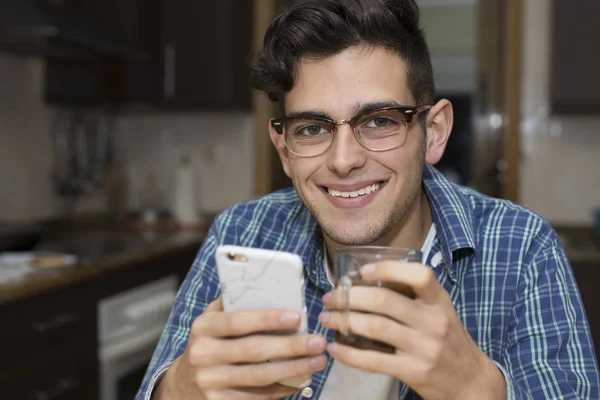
[98,274,178,400]
[51,110,114,199]
[0,221,42,252]
[172,154,200,226]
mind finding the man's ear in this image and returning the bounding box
[269,122,292,178]
[424,99,454,165]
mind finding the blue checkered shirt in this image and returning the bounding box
[136,165,599,399]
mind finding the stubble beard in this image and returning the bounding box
[297,142,427,246]
[315,169,423,245]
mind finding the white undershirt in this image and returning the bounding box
[320,224,437,400]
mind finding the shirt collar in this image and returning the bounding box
[290,164,476,287]
[285,204,330,291]
[422,164,476,267]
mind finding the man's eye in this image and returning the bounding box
[366,117,392,128]
[299,125,326,135]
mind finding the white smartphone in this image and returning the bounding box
[215,245,312,389]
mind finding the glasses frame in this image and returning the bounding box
[270,105,432,157]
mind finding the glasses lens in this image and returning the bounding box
[355,109,408,150]
[283,118,333,156]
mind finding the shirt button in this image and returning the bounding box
[301,387,313,398]
[431,251,443,268]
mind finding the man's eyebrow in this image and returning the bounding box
[285,109,332,119]
[352,101,403,116]
[286,101,405,120]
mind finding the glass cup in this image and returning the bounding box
[333,246,422,353]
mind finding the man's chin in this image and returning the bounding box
[320,222,383,246]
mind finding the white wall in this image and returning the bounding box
[421,0,600,225]
[113,112,255,216]
[2,0,598,225]
[420,3,476,93]
[0,52,255,222]
[0,53,106,222]
[519,0,600,225]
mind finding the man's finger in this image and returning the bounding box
[212,385,300,400]
[236,384,303,398]
[323,285,426,329]
[205,297,223,312]
[189,334,327,367]
[326,340,413,382]
[319,310,419,353]
[195,355,327,389]
[359,260,442,304]
[192,309,302,338]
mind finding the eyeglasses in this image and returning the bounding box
[270,105,432,157]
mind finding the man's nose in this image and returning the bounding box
[326,125,367,176]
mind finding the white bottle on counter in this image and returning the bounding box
[172,154,200,226]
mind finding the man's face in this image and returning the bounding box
[272,45,429,246]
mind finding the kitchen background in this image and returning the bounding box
[0,0,599,399]
[1,0,598,225]
[0,57,256,221]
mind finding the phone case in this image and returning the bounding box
[215,245,311,388]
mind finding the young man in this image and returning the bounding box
[137,1,599,399]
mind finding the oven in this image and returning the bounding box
[98,275,178,400]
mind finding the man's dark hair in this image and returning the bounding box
[249,0,435,109]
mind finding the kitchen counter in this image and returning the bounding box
[0,228,206,306]
[0,220,208,398]
[0,220,596,307]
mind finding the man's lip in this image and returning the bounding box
[320,180,387,192]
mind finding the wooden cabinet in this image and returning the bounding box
[43,0,254,110]
[550,0,600,114]
[0,283,99,399]
[0,340,98,400]
[0,282,98,377]
[0,239,201,399]
[125,0,254,110]
[45,56,125,106]
[43,0,141,107]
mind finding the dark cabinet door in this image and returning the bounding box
[43,0,141,107]
[0,280,97,377]
[570,261,600,357]
[0,340,98,400]
[161,0,223,107]
[550,0,600,114]
[127,0,253,110]
[45,55,125,106]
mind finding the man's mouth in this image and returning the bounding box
[323,181,386,198]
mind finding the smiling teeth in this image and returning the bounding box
[328,183,381,198]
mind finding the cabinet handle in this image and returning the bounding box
[29,378,80,400]
[32,313,78,333]
[164,43,176,98]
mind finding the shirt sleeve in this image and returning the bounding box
[134,219,222,400]
[500,228,600,399]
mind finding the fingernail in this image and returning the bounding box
[360,263,375,276]
[310,355,327,370]
[327,342,340,354]
[309,336,326,351]
[318,312,330,324]
[322,292,332,304]
[280,312,300,324]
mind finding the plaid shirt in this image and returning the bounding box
[136,165,599,400]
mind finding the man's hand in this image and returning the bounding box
[319,261,507,400]
[155,298,328,400]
